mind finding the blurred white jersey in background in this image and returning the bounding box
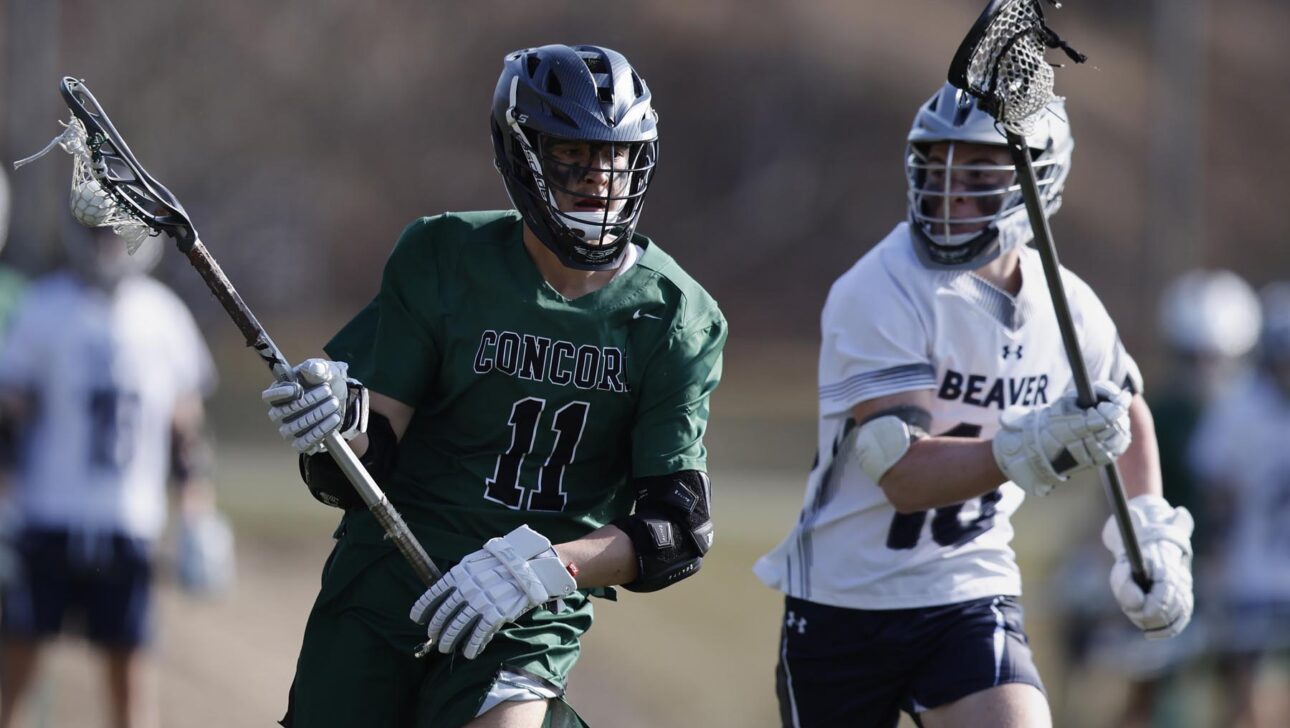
[755,223,1141,609]
[0,272,214,541]
[1191,373,1290,608]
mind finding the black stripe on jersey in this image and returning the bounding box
[819,363,937,405]
[795,416,857,598]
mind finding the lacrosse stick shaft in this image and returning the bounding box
[184,239,441,587]
[1005,132,1150,592]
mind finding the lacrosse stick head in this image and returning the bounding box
[54,78,198,252]
[948,0,1086,135]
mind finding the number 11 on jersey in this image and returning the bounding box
[483,397,590,512]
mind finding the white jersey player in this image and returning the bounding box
[1,275,210,538]
[1190,282,1290,728]
[755,83,1195,728]
[0,227,229,728]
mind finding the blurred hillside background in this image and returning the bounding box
[1,0,1287,726]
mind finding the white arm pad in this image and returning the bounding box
[855,416,923,483]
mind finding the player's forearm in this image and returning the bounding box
[344,432,371,458]
[344,391,415,459]
[879,438,1005,513]
[1116,395,1162,499]
[175,478,217,515]
[553,524,639,589]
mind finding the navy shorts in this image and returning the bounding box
[1,527,154,648]
[775,594,1044,728]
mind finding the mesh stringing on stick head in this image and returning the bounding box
[14,117,160,254]
[950,0,1086,135]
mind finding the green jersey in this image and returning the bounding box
[327,211,726,563]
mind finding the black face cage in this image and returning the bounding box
[532,132,657,236]
[499,122,658,269]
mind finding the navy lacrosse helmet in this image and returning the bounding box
[905,82,1073,270]
[491,45,659,270]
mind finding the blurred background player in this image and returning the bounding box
[755,83,1194,728]
[262,45,724,728]
[0,166,26,632]
[1052,269,1261,728]
[0,225,231,728]
[1190,282,1290,728]
[0,170,24,345]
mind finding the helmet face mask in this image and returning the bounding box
[905,83,1072,271]
[530,133,654,258]
[492,45,659,271]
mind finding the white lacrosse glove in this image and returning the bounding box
[992,380,1132,495]
[409,525,577,660]
[176,510,236,596]
[262,358,368,455]
[1102,495,1194,640]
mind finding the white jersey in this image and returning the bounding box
[754,223,1141,609]
[1190,373,1290,605]
[0,272,214,540]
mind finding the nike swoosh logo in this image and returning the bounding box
[633,309,663,320]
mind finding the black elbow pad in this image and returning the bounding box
[612,470,714,593]
[298,411,398,510]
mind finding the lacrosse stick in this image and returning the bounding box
[949,0,1150,591]
[15,78,442,592]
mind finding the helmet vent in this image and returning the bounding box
[581,54,608,74]
[543,104,576,129]
[631,72,644,98]
[597,86,614,105]
[525,54,541,78]
[544,73,563,97]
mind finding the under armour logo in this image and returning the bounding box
[1002,345,1024,360]
[633,309,663,321]
[785,611,808,635]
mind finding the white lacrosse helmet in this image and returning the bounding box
[63,223,162,290]
[905,82,1073,270]
[1159,270,1261,358]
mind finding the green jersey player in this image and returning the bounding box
[263,45,725,728]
